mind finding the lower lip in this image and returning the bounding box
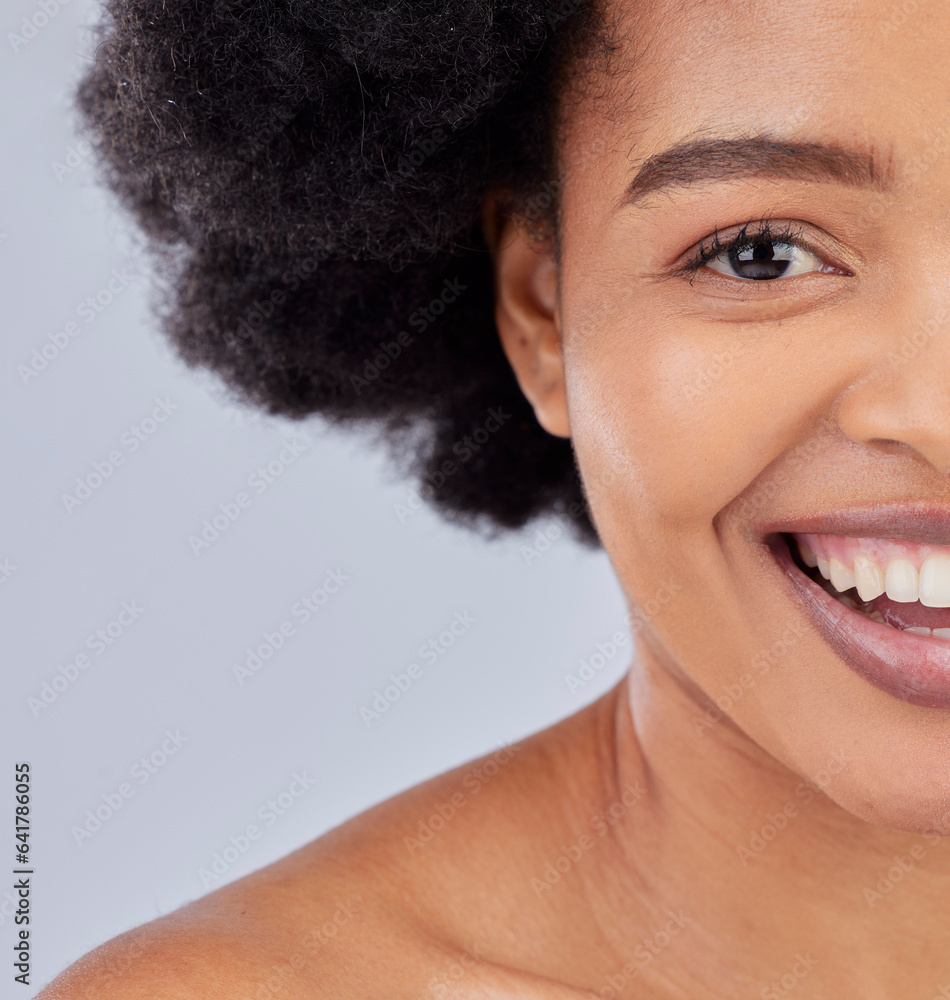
[769,533,950,708]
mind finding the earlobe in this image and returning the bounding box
[484,203,571,440]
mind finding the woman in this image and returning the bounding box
[42,0,950,996]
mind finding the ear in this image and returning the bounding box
[482,197,571,439]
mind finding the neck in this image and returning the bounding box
[579,651,950,999]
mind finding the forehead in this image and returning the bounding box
[560,0,950,187]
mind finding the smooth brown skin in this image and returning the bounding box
[41,0,950,996]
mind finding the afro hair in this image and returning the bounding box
[75,0,607,547]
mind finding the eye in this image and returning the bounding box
[681,219,847,283]
[707,239,824,281]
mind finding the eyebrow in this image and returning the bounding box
[624,135,894,206]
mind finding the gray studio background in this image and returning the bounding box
[1,1,630,992]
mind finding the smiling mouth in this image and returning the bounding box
[785,533,950,639]
[768,530,950,708]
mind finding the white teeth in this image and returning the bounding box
[885,559,919,603]
[905,626,932,636]
[797,540,819,568]
[798,539,950,616]
[829,557,856,594]
[934,628,950,640]
[853,555,886,602]
[919,555,950,608]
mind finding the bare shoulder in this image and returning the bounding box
[36,916,583,999]
[36,712,607,1000]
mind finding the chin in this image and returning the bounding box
[823,776,950,838]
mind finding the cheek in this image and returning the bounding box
[563,297,805,535]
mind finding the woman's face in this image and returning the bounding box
[495,0,950,833]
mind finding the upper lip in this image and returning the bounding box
[756,503,950,547]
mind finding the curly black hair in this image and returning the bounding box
[75,0,610,546]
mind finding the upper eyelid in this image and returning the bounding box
[687,220,810,268]
[673,218,850,281]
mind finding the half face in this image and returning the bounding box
[493,0,950,832]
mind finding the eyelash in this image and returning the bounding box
[678,217,813,284]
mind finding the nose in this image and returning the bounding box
[833,302,950,475]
